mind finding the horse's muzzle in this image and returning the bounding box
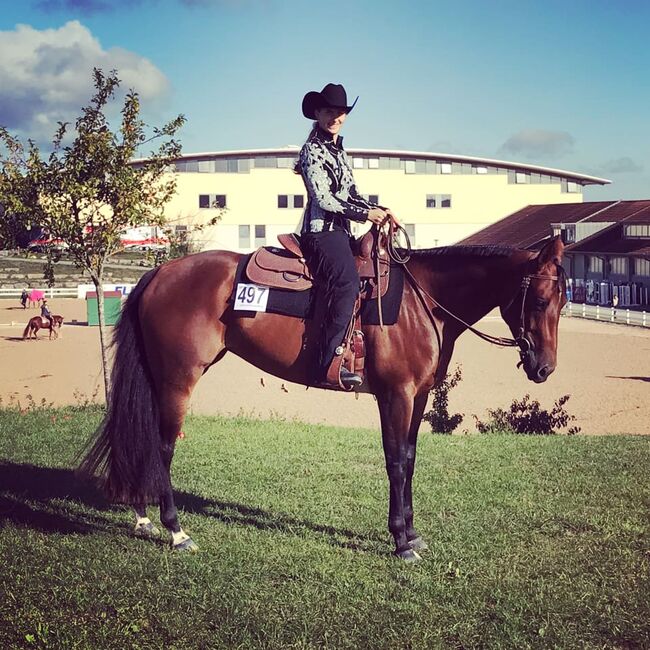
[517,339,554,383]
[522,356,555,383]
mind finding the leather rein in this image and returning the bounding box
[378,220,561,363]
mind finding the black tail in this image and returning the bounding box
[22,322,32,339]
[78,268,167,504]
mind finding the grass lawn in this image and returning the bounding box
[0,407,648,649]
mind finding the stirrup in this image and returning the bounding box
[340,368,363,388]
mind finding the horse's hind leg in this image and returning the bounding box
[155,374,205,551]
[133,503,161,538]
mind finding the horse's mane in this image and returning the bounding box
[407,244,519,258]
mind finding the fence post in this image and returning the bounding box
[626,309,630,325]
[610,307,615,322]
[582,303,586,317]
[596,305,600,320]
[643,311,647,327]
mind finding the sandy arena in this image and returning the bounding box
[1,298,648,435]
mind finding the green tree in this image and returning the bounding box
[0,68,185,401]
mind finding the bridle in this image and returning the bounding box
[379,219,563,367]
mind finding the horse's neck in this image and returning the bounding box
[413,254,527,327]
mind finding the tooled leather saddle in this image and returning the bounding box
[245,228,390,300]
[243,228,392,391]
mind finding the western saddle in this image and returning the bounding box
[244,228,392,390]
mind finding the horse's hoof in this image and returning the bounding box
[395,548,422,563]
[134,521,161,538]
[408,536,429,552]
[173,537,199,552]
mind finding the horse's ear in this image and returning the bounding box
[536,235,564,267]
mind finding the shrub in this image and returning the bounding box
[423,365,464,434]
[473,394,581,435]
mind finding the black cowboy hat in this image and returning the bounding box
[302,83,358,119]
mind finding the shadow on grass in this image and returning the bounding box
[174,491,387,554]
[0,462,124,536]
[0,461,386,555]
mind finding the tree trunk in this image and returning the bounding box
[92,272,111,405]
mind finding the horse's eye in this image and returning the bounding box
[534,298,549,311]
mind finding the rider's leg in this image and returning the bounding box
[302,229,360,385]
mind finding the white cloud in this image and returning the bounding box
[498,129,575,160]
[597,157,644,174]
[0,21,168,140]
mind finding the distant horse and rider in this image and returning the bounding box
[22,314,64,339]
[79,222,567,561]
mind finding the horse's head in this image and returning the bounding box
[500,237,567,383]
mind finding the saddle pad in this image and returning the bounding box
[231,254,404,326]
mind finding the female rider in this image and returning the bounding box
[298,83,398,388]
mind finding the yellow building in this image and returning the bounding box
[162,148,610,252]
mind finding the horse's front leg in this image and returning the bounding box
[403,391,429,553]
[377,388,421,562]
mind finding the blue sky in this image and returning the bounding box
[1,0,648,200]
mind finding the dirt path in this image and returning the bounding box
[1,298,648,434]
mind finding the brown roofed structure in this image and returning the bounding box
[458,201,617,248]
[584,200,650,223]
[459,200,650,249]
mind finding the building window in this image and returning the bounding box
[515,172,529,184]
[625,224,650,238]
[610,257,628,275]
[352,157,365,169]
[254,156,277,168]
[404,159,416,174]
[278,194,304,208]
[405,223,415,246]
[174,225,188,234]
[199,194,226,209]
[634,258,650,277]
[474,166,488,174]
[566,181,581,193]
[238,225,250,248]
[439,162,452,174]
[254,224,266,247]
[588,256,604,274]
[368,194,379,204]
[426,194,452,208]
[368,158,379,169]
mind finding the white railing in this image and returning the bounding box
[0,287,79,298]
[0,284,135,300]
[563,302,649,328]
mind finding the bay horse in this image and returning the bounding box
[22,315,64,340]
[79,235,566,561]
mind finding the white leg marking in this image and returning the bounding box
[172,529,191,546]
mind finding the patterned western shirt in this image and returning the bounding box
[299,127,378,234]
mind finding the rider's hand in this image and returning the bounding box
[367,207,388,225]
[384,208,401,226]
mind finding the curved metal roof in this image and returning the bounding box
[166,146,611,186]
